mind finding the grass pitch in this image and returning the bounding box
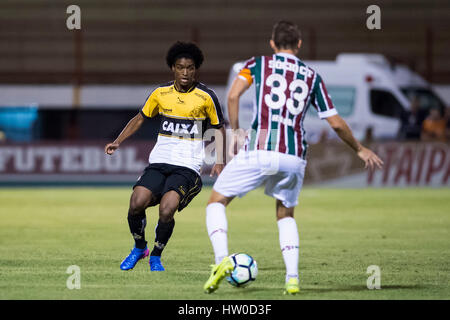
[0,187,449,300]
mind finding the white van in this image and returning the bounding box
[225,53,446,142]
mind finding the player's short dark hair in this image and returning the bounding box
[271,21,302,50]
[166,41,204,69]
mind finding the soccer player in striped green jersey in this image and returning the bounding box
[203,21,383,294]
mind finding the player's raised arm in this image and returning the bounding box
[228,74,251,130]
[104,112,145,155]
[325,114,384,170]
[227,76,251,155]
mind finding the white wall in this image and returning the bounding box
[0,85,74,108]
[1,84,448,110]
[0,85,228,109]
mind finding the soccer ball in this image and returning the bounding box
[226,253,258,287]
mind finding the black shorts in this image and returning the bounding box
[133,163,203,212]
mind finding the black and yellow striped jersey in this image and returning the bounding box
[140,81,224,173]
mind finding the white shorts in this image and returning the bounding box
[213,150,307,208]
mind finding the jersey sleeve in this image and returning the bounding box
[310,74,338,119]
[237,57,256,85]
[204,89,225,128]
[140,88,160,118]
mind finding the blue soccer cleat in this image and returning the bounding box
[149,255,165,271]
[120,246,149,270]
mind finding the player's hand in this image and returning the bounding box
[104,142,120,155]
[357,146,384,170]
[210,163,224,177]
[228,128,247,157]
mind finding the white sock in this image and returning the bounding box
[206,202,229,265]
[277,217,299,283]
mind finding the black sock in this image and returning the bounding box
[127,212,147,249]
[151,219,175,256]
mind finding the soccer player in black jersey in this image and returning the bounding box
[105,42,225,271]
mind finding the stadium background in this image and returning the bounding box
[0,0,449,301]
[1,0,449,186]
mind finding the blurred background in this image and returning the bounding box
[0,0,449,187]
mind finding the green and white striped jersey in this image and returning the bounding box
[237,52,338,159]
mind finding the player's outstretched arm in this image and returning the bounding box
[326,114,384,170]
[104,112,145,155]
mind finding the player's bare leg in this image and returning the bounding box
[120,186,155,270]
[207,189,234,207]
[276,200,300,294]
[149,190,180,271]
[204,190,235,293]
[158,190,180,222]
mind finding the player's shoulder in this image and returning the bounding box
[195,82,220,103]
[148,81,174,96]
[307,66,322,84]
[294,58,319,75]
[296,60,322,84]
[143,81,174,104]
[195,81,214,93]
[248,56,263,63]
[159,80,174,87]
[153,81,175,93]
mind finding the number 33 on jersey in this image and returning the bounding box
[238,53,338,159]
